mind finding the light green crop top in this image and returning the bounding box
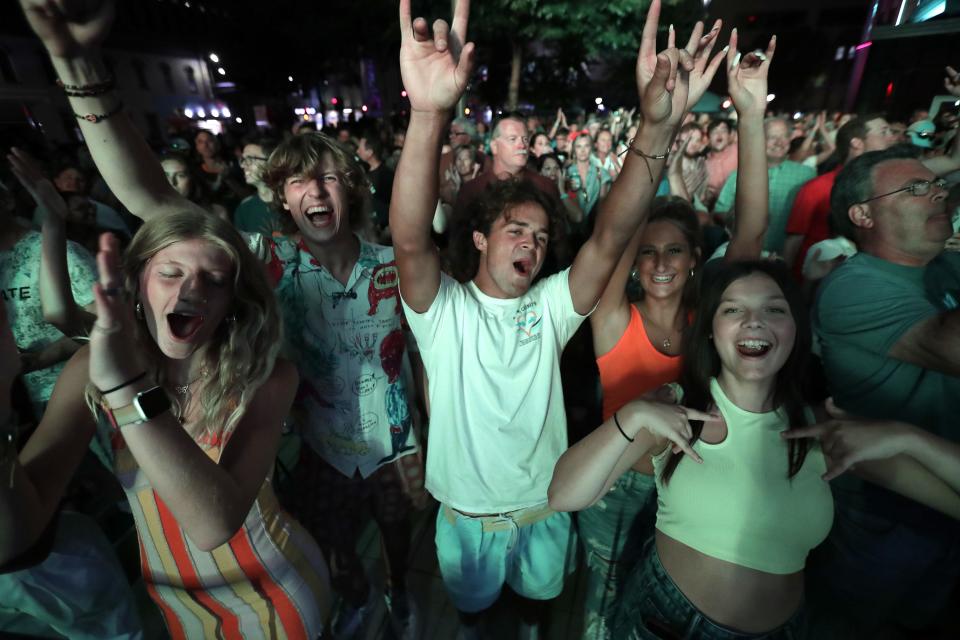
[652,378,834,575]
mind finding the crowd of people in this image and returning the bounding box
[2,0,960,639]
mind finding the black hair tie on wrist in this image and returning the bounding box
[614,411,635,443]
[98,371,147,395]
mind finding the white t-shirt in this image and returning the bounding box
[0,231,97,408]
[402,268,588,513]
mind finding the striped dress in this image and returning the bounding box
[96,417,332,639]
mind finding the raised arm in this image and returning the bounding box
[19,0,197,221]
[390,0,476,313]
[724,31,775,262]
[8,148,94,336]
[568,4,726,314]
[548,108,564,140]
[666,136,693,202]
[548,399,712,512]
[921,66,960,176]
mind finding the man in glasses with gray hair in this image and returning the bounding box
[809,142,960,637]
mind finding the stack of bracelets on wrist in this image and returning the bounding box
[57,75,124,123]
[616,137,669,183]
[56,75,114,97]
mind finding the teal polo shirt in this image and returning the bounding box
[714,160,815,253]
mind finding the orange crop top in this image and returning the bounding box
[596,304,684,421]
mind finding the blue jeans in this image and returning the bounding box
[805,502,960,638]
[578,470,658,639]
[611,539,807,640]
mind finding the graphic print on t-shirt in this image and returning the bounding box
[514,300,543,346]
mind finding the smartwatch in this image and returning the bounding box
[104,386,172,429]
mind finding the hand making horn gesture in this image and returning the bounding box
[635,0,726,129]
[782,399,908,481]
[726,28,777,118]
[398,0,476,114]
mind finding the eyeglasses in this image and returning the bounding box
[240,155,268,165]
[857,178,947,204]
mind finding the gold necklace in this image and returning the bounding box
[171,371,205,424]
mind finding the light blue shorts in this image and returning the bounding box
[435,504,578,613]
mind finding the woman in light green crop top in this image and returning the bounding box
[549,260,960,639]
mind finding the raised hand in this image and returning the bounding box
[18,0,115,58]
[726,29,776,118]
[88,233,145,392]
[946,65,960,97]
[8,148,68,222]
[683,19,727,112]
[444,165,461,190]
[398,0,476,114]
[635,0,694,127]
[782,399,912,481]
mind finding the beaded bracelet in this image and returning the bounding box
[56,76,115,97]
[74,100,124,124]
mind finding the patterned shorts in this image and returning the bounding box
[279,444,414,551]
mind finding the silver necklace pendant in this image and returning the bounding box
[174,384,190,395]
[663,337,671,349]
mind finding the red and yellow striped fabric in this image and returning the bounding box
[97,419,332,639]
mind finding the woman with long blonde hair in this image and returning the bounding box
[0,211,331,639]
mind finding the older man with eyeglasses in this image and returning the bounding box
[809,143,960,637]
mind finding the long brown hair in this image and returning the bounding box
[661,260,811,484]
